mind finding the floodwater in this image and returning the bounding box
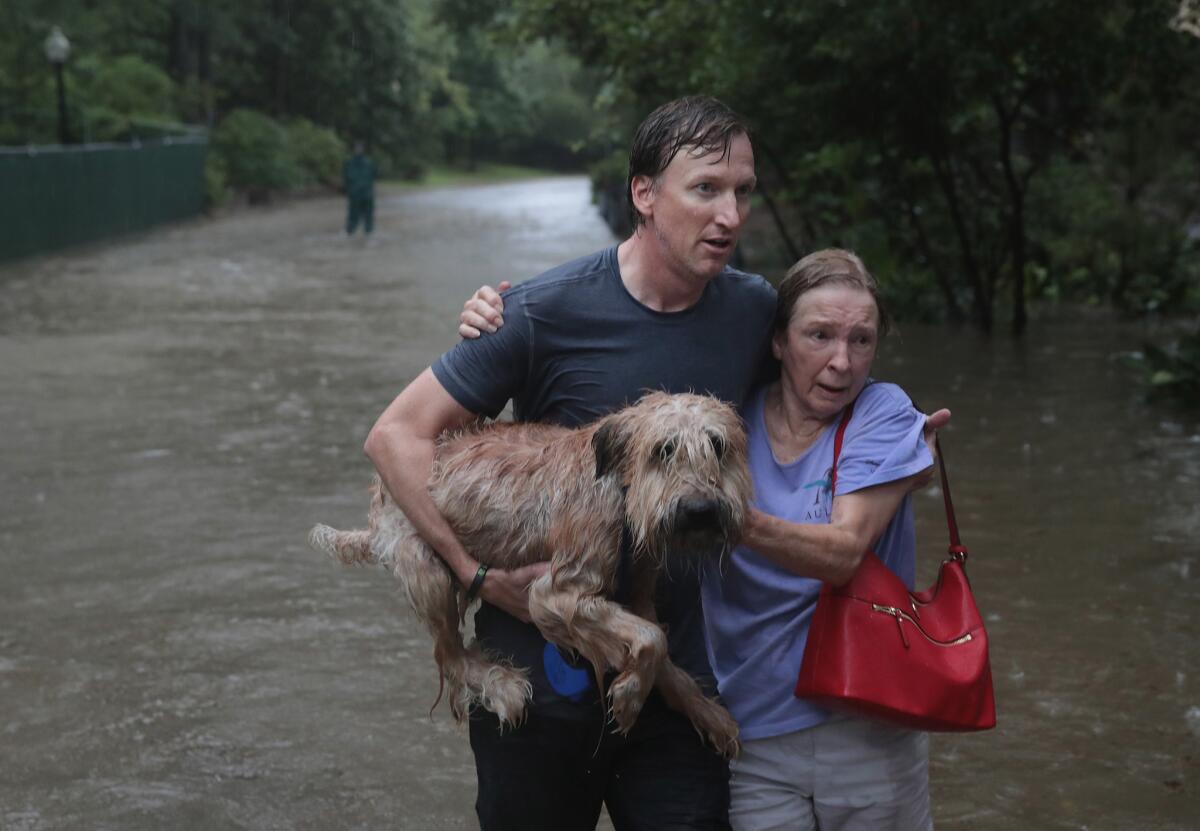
[1,177,1197,830]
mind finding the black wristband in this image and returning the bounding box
[464,564,489,602]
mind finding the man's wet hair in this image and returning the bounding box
[626,96,751,229]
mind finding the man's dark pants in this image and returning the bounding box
[346,193,374,234]
[470,692,731,831]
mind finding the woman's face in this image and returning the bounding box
[772,283,879,422]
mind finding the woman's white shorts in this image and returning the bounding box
[729,716,933,831]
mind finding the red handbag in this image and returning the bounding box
[794,404,996,732]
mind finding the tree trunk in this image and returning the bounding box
[1010,206,1027,335]
[755,181,801,264]
[168,7,186,80]
[929,149,991,331]
[272,0,290,116]
[755,136,819,248]
[904,198,964,323]
[994,98,1028,335]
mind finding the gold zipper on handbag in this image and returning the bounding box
[870,604,975,648]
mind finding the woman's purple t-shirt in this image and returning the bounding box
[701,381,932,741]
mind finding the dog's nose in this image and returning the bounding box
[674,498,722,532]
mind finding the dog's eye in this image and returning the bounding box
[655,440,676,463]
[708,432,726,459]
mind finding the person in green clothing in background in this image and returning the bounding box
[343,141,377,237]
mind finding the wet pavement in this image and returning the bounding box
[0,178,615,829]
[1,177,1198,829]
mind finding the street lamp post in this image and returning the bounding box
[44,26,71,145]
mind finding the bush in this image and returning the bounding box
[212,109,301,200]
[79,107,191,143]
[78,55,178,121]
[285,118,345,189]
[204,152,230,210]
[1140,329,1200,405]
[589,149,630,237]
[78,106,129,143]
[1028,154,1200,316]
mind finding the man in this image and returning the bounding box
[343,141,376,237]
[365,96,773,830]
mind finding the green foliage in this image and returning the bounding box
[588,149,626,195]
[430,5,606,169]
[1028,129,1200,315]
[589,149,631,235]
[504,42,597,163]
[77,108,183,142]
[285,119,346,190]
[69,52,190,142]
[505,0,1200,332]
[0,0,598,189]
[1,0,1195,336]
[211,108,300,198]
[207,111,346,199]
[204,151,229,209]
[1132,329,1200,405]
[77,54,177,119]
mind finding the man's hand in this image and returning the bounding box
[476,561,549,623]
[459,280,512,339]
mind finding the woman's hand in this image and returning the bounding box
[912,408,952,491]
[925,408,951,434]
[459,280,512,338]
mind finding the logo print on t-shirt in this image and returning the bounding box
[800,466,834,521]
[802,466,834,504]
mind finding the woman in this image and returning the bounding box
[703,248,934,830]
[457,248,940,829]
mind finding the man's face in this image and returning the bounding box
[638,132,756,283]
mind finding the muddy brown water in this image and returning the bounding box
[1,177,1197,829]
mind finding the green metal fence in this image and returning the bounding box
[0,136,207,263]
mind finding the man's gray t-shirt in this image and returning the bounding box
[432,245,776,718]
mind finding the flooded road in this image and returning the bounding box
[1,176,1197,829]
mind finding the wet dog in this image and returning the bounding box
[309,391,751,756]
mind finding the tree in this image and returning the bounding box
[503,0,1200,331]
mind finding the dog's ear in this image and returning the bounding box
[592,421,628,480]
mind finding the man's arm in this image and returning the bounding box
[460,285,954,473]
[741,472,921,586]
[458,283,950,497]
[364,367,546,621]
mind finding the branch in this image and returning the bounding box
[755,181,802,263]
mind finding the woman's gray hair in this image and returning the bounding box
[773,248,891,338]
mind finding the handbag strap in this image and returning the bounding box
[830,401,967,561]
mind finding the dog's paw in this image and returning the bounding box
[308,524,339,557]
[694,697,741,758]
[711,725,741,759]
[308,524,375,565]
[608,672,646,734]
[480,664,533,728]
[491,699,529,729]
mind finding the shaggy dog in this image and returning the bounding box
[309,391,751,756]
